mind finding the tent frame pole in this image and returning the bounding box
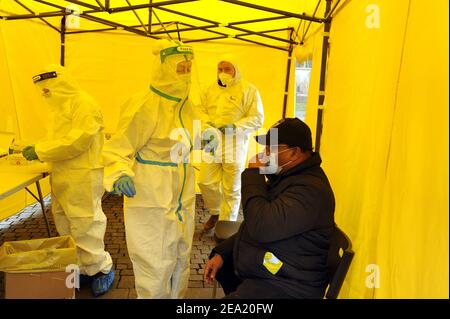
[125,0,149,33]
[34,0,66,11]
[184,36,227,43]
[66,27,116,34]
[32,0,160,39]
[94,0,105,11]
[156,6,297,47]
[220,0,324,23]
[314,0,332,153]
[298,0,322,44]
[79,13,160,38]
[8,0,321,49]
[2,11,69,20]
[60,16,66,66]
[148,0,153,33]
[282,29,295,118]
[176,22,181,41]
[227,24,297,45]
[228,16,288,26]
[13,0,60,32]
[325,0,341,21]
[109,0,198,13]
[66,21,174,34]
[234,36,289,51]
[64,0,100,10]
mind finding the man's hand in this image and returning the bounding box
[248,152,269,169]
[204,254,224,284]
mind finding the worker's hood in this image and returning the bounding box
[149,39,194,101]
[33,64,80,109]
[217,53,242,88]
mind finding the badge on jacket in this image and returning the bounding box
[263,252,283,275]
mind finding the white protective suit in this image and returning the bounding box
[33,64,113,276]
[102,40,196,299]
[197,55,264,221]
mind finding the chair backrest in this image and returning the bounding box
[325,225,354,299]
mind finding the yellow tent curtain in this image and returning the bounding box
[298,0,448,298]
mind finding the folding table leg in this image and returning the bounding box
[36,181,52,237]
[25,180,52,237]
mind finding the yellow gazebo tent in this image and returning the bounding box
[0,0,448,299]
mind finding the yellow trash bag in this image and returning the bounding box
[0,235,78,273]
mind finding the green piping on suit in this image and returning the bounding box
[150,85,182,102]
[135,153,177,167]
[135,152,183,222]
[175,98,192,222]
[135,92,192,223]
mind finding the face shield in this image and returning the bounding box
[32,64,80,109]
[150,41,196,100]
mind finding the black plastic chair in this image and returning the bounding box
[211,220,242,298]
[325,225,354,299]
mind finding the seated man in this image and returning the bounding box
[204,118,335,299]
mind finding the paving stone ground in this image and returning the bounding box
[0,194,240,299]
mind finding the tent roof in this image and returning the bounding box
[0,0,333,51]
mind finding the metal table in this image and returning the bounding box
[0,160,51,237]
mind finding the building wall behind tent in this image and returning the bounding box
[296,0,448,298]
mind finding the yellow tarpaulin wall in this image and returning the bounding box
[297,0,448,298]
[0,17,55,219]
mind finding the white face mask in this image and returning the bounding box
[218,72,234,86]
[259,148,294,175]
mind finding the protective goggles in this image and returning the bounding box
[160,45,194,63]
[32,71,57,83]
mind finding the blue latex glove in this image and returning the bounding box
[22,145,39,161]
[113,176,136,197]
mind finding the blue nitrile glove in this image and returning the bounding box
[113,176,136,197]
[22,145,39,161]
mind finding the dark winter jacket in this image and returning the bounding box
[213,152,335,298]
